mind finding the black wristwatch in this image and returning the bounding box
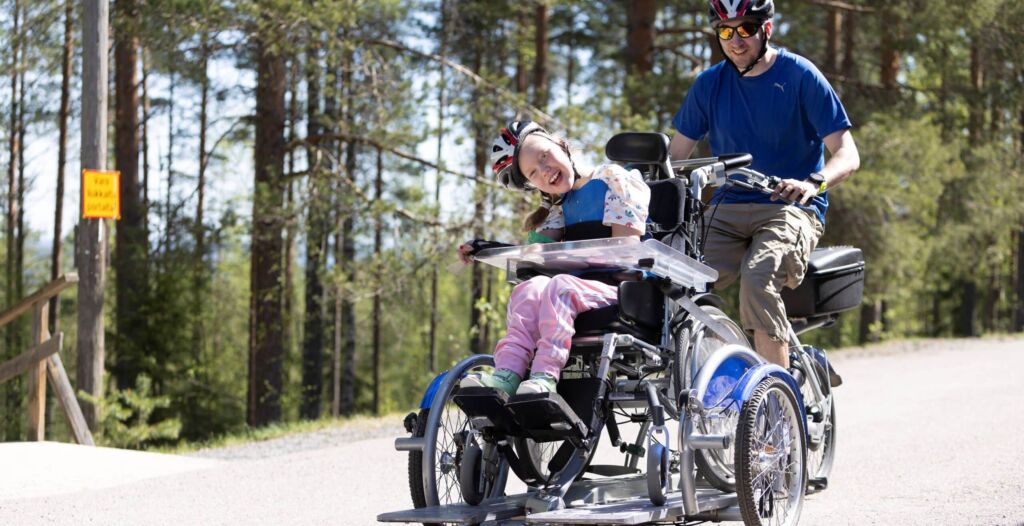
[808,172,827,193]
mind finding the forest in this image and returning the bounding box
[0,0,1022,447]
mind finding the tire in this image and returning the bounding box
[459,438,504,506]
[680,306,748,492]
[646,441,670,506]
[408,355,506,520]
[735,377,806,526]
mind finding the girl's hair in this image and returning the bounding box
[520,132,581,231]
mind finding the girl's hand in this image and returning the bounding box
[457,243,475,265]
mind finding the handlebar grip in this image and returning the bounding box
[719,153,752,170]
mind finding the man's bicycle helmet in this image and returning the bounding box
[708,0,774,22]
[491,120,547,190]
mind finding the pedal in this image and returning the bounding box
[452,387,521,435]
[809,476,829,491]
[807,405,824,423]
[506,391,589,446]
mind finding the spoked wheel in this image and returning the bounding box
[408,355,508,519]
[735,377,806,526]
[798,358,839,485]
[678,306,749,492]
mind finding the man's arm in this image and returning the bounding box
[669,133,699,161]
[818,128,860,189]
[772,128,860,205]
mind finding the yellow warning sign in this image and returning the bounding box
[82,169,121,219]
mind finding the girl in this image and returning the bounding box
[459,121,650,396]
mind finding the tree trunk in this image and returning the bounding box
[429,0,449,373]
[532,3,549,110]
[879,20,900,93]
[193,31,210,361]
[248,30,288,428]
[372,147,383,415]
[841,11,856,79]
[858,300,882,344]
[4,0,23,440]
[514,6,528,96]
[968,35,985,146]
[340,48,357,416]
[78,0,110,432]
[825,10,841,75]
[141,46,150,236]
[165,66,175,255]
[1016,229,1024,332]
[114,0,146,390]
[625,0,656,115]
[283,57,299,366]
[51,0,74,333]
[960,281,977,337]
[302,32,327,420]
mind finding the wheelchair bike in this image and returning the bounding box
[379,132,863,526]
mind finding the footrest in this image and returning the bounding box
[506,392,589,445]
[453,387,522,435]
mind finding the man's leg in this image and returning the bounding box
[754,330,789,368]
[739,206,821,368]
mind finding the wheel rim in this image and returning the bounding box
[433,396,469,505]
[748,385,805,526]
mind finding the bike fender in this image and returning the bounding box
[692,292,728,311]
[419,370,450,410]
[732,364,807,427]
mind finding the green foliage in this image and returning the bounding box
[80,375,182,450]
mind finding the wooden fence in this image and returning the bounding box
[0,273,94,445]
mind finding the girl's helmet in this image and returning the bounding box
[708,0,774,22]
[491,120,547,190]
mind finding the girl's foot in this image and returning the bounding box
[459,368,522,397]
[515,372,557,395]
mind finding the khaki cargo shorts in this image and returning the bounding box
[702,204,824,340]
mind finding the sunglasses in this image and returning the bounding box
[716,21,762,40]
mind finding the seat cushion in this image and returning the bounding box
[573,305,659,341]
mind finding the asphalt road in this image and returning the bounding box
[0,338,1022,525]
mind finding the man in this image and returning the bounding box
[669,0,860,368]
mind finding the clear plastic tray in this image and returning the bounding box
[475,237,718,291]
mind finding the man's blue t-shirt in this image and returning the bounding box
[671,48,851,225]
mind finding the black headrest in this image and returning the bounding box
[605,133,670,164]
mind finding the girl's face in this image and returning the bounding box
[517,134,575,194]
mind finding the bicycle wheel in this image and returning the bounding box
[735,377,806,526]
[408,355,507,516]
[680,306,748,492]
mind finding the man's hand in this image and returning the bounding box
[770,178,819,205]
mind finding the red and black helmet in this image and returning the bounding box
[708,0,774,22]
[491,120,547,190]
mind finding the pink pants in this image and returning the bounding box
[494,274,618,380]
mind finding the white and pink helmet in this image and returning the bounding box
[708,0,774,22]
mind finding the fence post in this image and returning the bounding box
[26,302,50,441]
